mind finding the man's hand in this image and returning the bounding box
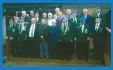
[87,37,90,40]
[70,40,73,42]
[10,37,13,40]
[74,38,77,41]
[5,36,8,39]
[40,36,44,39]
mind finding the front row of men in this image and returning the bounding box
[6,17,105,61]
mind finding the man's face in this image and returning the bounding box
[14,16,17,20]
[31,19,36,24]
[30,11,34,17]
[9,21,13,24]
[35,14,39,18]
[95,18,101,23]
[67,10,71,15]
[43,13,47,18]
[96,9,101,14]
[48,15,52,19]
[41,19,46,24]
[55,9,60,14]
[72,13,77,17]
[83,10,88,15]
[58,12,63,18]
[63,18,67,23]
[22,13,26,17]
[20,19,24,23]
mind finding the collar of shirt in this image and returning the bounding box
[97,13,100,16]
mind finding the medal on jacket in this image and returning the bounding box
[85,29,88,34]
[99,28,103,32]
[12,29,15,32]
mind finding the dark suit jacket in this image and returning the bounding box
[95,13,105,25]
[91,23,105,42]
[27,23,39,39]
[18,22,29,40]
[76,23,90,42]
[81,15,94,31]
[37,24,49,42]
[6,24,18,39]
[59,22,74,41]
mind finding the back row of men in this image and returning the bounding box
[6,7,106,62]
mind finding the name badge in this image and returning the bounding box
[12,29,15,32]
[85,29,88,34]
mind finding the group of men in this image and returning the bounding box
[6,7,106,62]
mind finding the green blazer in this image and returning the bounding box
[59,22,74,41]
[18,22,29,40]
[6,24,18,39]
[76,24,90,41]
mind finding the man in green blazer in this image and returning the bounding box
[75,17,90,61]
[18,17,29,57]
[59,17,74,61]
[6,19,18,57]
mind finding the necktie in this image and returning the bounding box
[95,24,98,31]
[82,25,84,33]
[75,17,77,23]
[31,24,34,37]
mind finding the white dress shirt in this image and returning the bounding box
[97,13,100,17]
[82,25,84,33]
[95,23,100,31]
[21,23,25,32]
[29,23,36,37]
[48,19,53,26]
[73,17,77,23]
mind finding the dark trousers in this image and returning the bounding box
[18,39,28,57]
[93,40,104,61]
[57,41,65,60]
[76,40,89,60]
[49,41,57,59]
[57,41,74,60]
[9,39,18,57]
[28,38,40,58]
[64,41,74,60]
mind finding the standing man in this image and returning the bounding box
[48,13,53,27]
[58,18,74,60]
[95,7,104,24]
[65,9,72,20]
[82,8,94,32]
[42,13,47,19]
[30,10,34,18]
[76,17,90,61]
[38,19,49,59]
[54,7,60,19]
[48,19,58,59]
[28,18,39,58]
[6,19,18,57]
[21,11,29,23]
[35,12,41,25]
[18,17,28,57]
[91,18,105,63]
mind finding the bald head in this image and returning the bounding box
[67,9,71,15]
[95,18,101,23]
[31,18,36,24]
[96,7,101,14]
[48,13,53,19]
[55,7,60,14]
[22,11,26,17]
[43,13,47,19]
[83,8,88,15]
[30,10,34,17]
